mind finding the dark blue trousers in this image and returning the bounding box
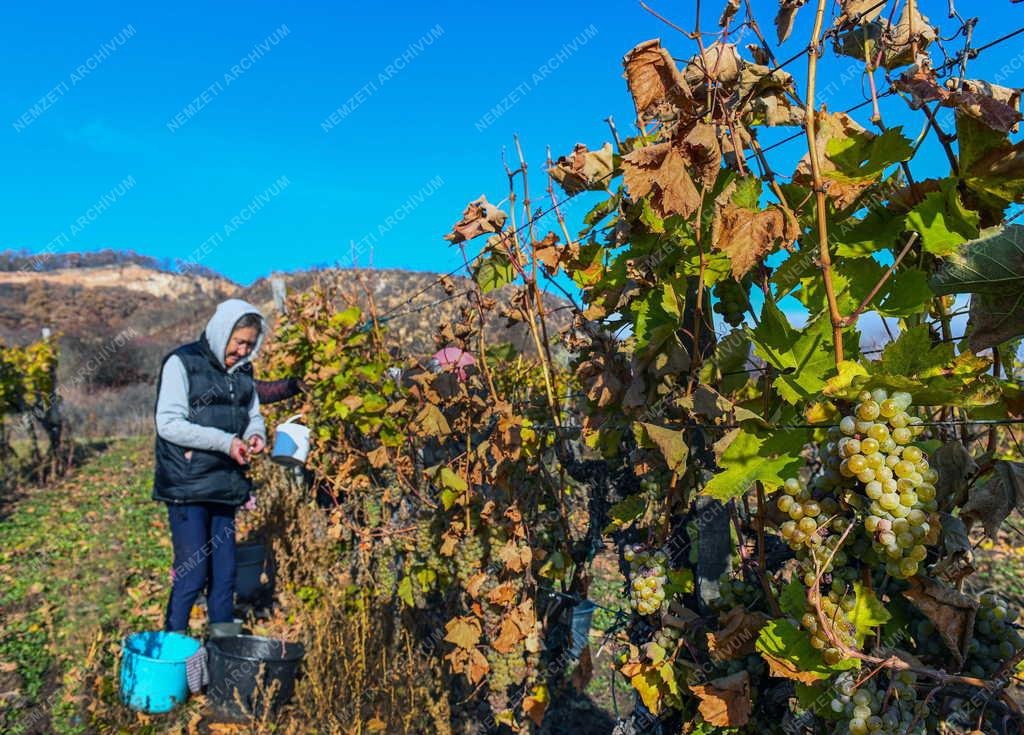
[164,502,237,631]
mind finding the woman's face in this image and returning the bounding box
[224,326,259,368]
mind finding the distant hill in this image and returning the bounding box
[0,251,571,437]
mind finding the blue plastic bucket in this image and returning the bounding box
[120,631,201,713]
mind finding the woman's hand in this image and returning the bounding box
[229,437,250,465]
[247,435,266,455]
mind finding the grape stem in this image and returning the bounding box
[840,232,919,328]
[809,524,1020,695]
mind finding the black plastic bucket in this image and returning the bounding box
[206,635,304,719]
[235,540,274,606]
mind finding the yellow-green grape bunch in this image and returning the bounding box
[776,476,844,551]
[624,545,668,616]
[833,389,933,579]
[798,587,856,666]
[830,672,927,735]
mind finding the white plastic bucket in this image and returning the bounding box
[271,414,310,467]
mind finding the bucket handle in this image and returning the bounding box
[281,414,304,425]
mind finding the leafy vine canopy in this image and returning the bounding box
[258,0,1024,732]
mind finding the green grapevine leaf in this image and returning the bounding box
[930,225,1024,297]
[398,576,415,607]
[904,179,980,256]
[880,325,954,377]
[778,578,807,618]
[701,429,803,500]
[756,619,858,684]
[826,125,913,181]
[931,225,1024,349]
[474,251,516,293]
[849,582,891,645]
[604,495,646,532]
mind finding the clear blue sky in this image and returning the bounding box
[1,0,1022,285]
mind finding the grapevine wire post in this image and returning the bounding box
[804,0,846,368]
[509,135,562,429]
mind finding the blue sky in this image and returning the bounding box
[1,0,1022,287]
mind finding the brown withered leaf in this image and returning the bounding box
[444,195,508,244]
[532,232,564,276]
[465,572,488,599]
[838,0,887,25]
[690,671,752,727]
[737,65,804,126]
[493,618,526,654]
[932,441,978,510]
[961,460,1024,537]
[621,142,702,219]
[708,607,770,661]
[683,42,743,89]
[445,646,489,684]
[903,576,978,666]
[747,43,771,65]
[444,616,482,649]
[549,142,615,195]
[571,646,594,691]
[487,582,519,607]
[498,540,533,572]
[895,69,1023,133]
[883,1,935,69]
[776,0,809,43]
[677,120,722,185]
[366,446,389,468]
[523,689,547,726]
[712,202,799,278]
[622,39,692,122]
[719,0,741,27]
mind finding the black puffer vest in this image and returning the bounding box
[152,335,255,506]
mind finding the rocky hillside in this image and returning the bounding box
[0,253,572,437]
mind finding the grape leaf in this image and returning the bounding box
[931,225,1024,297]
[779,578,808,618]
[756,619,858,684]
[701,429,803,500]
[904,180,980,256]
[827,126,913,182]
[604,495,646,532]
[931,225,1024,349]
[689,671,752,727]
[637,422,689,473]
[474,250,516,293]
[849,582,891,645]
[880,325,954,377]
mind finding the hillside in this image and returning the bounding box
[0,254,572,437]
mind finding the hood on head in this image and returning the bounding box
[204,298,265,372]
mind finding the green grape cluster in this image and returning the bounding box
[486,644,527,692]
[452,534,484,586]
[624,545,668,616]
[778,389,933,581]
[712,572,761,612]
[798,586,856,666]
[828,671,927,735]
[712,277,750,328]
[373,549,399,598]
[835,390,933,579]
[776,476,844,551]
[965,593,1024,678]
[649,624,682,654]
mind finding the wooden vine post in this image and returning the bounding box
[803,0,845,368]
